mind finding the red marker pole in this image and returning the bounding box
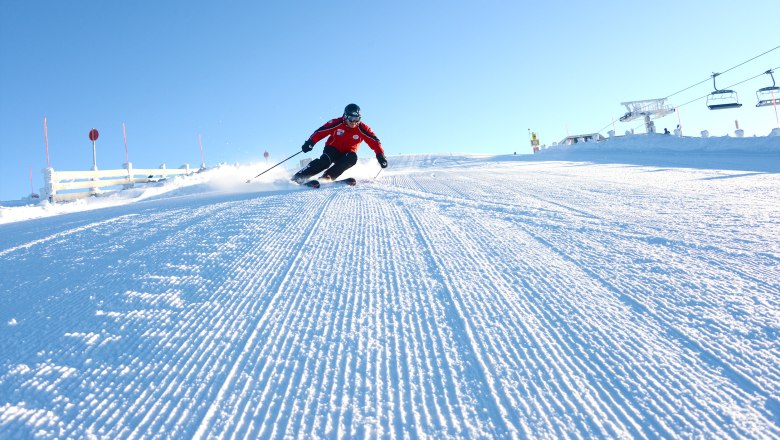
[88,128,100,193]
[89,128,99,171]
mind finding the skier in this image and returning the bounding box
[292,103,387,184]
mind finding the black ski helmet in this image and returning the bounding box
[344,103,361,120]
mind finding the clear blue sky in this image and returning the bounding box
[1,0,778,200]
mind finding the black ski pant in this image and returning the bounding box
[297,146,358,180]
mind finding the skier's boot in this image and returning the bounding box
[291,172,309,184]
[292,153,333,184]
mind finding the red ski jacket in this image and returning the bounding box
[308,117,384,155]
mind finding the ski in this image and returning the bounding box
[300,177,356,189]
[332,177,357,186]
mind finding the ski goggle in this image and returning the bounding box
[345,114,361,123]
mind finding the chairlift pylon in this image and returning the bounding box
[618,98,675,133]
[756,69,780,108]
[706,73,742,110]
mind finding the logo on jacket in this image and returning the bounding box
[336,129,345,136]
[353,135,359,140]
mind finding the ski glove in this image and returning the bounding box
[377,153,388,168]
[301,140,315,153]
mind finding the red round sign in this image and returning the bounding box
[89,128,99,141]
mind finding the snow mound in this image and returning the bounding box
[540,133,780,154]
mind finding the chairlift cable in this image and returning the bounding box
[675,64,780,108]
[716,45,780,77]
[664,78,712,100]
[664,44,780,99]
[595,122,614,133]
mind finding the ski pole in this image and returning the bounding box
[246,151,302,183]
[374,168,383,179]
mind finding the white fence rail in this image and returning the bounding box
[43,163,194,202]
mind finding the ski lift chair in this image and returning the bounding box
[707,73,742,110]
[756,69,780,107]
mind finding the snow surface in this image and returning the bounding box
[0,134,779,438]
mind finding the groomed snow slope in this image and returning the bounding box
[1,139,779,438]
